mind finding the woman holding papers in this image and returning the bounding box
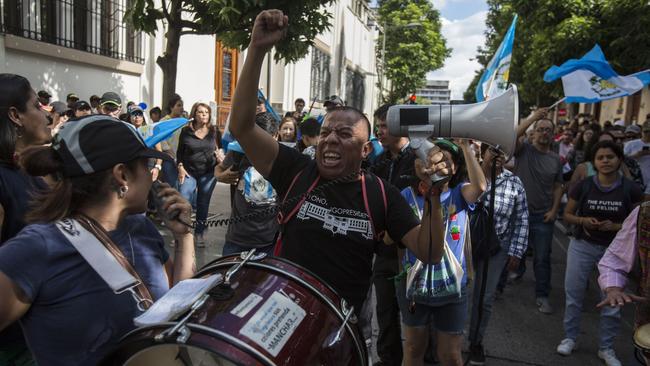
[0,116,195,366]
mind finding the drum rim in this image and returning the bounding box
[634,323,650,351]
[200,255,343,300]
[197,260,367,364]
[106,322,277,366]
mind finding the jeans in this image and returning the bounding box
[563,238,620,349]
[469,247,509,345]
[222,242,275,257]
[372,250,403,366]
[519,213,555,298]
[161,159,178,189]
[179,172,217,236]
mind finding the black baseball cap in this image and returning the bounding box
[73,100,91,111]
[52,115,171,177]
[66,93,79,101]
[100,92,122,106]
[38,90,52,98]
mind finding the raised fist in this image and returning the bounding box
[250,10,288,52]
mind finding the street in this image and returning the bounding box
[160,182,639,366]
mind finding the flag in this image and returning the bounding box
[257,89,281,122]
[476,15,518,102]
[543,44,650,104]
[142,117,188,147]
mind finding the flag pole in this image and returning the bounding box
[548,97,566,110]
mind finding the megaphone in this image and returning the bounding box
[387,85,519,185]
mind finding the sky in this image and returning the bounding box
[427,0,488,100]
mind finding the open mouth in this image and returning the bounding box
[322,151,341,167]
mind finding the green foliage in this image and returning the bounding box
[126,0,334,63]
[377,0,451,104]
[468,0,650,112]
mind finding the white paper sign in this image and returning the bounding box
[239,291,305,357]
[231,293,263,318]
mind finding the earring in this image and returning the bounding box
[15,125,23,139]
[118,185,129,199]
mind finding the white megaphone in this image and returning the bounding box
[386,85,519,185]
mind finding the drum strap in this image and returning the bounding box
[56,215,154,311]
[635,202,650,326]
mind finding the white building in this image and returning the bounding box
[0,0,380,129]
[415,79,451,104]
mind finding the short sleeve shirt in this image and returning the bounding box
[569,176,643,246]
[624,139,650,193]
[0,215,169,366]
[267,144,419,311]
[514,141,563,214]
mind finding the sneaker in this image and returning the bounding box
[507,271,523,284]
[536,297,553,314]
[597,348,622,366]
[469,344,486,365]
[556,338,577,356]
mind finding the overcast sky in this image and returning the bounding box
[427,0,488,100]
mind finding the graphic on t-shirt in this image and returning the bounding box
[296,196,373,239]
[585,199,623,212]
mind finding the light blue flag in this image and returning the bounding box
[543,44,650,104]
[476,15,518,102]
[142,118,188,147]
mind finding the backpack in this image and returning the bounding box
[273,166,388,256]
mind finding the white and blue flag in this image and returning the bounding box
[544,44,650,104]
[142,117,188,147]
[475,15,518,102]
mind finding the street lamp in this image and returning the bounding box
[377,22,422,102]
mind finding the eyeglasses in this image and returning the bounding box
[130,111,143,117]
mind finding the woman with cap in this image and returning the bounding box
[177,102,222,247]
[0,73,52,366]
[0,115,195,366]
[396,139,486,366]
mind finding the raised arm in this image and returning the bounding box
[459,139,486,204]
[229,10,288,177]
[516,108,549,151]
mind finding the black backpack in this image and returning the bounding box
[470,164,501,263]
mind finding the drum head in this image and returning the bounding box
[635,324,650,351]
[123,344,236,366]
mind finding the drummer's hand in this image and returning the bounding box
[156,183,192,236]
[597,287,646,308]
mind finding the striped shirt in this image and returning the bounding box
[481,169,529,258]
[598,206,639,290]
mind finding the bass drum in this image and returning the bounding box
[101,253,367,366]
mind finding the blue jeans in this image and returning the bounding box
[179,173,217,235]
[161,159,178,189]
[469,247,509,345]
[222,242,275,257]
[519,213,555,297]
[563,238,620,349]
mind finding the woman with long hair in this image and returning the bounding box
[278,116,297,145]
[557,140,642,365]
[0,116,195,366]
[177,102,221,247]
[397,139,486,366]
[159,93,185,187]
[0,73,52,365]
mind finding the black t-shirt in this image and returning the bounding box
[266,144,419,311]
[222,151,278,248]
[371,145,418,191]
[569,176,642,246]
[176,126,217,177]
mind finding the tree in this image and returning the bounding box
[126,0,334,109]
[377,0,450,104]
[466,0,650,111]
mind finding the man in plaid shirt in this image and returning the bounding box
[468,145,529,365]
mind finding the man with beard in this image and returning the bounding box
[228,9,451,318]
[513,109,563,314]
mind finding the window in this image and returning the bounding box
[310,47,331,102]
[1,0,144,63]
[221,51,233,101]
[345,68,365,110]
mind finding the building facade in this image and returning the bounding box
[415,79,451,104]
[0,0,380,129]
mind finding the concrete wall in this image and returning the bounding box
[175,34,217,108]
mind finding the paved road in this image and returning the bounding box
[159,182,640,366]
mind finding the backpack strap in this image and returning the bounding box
[361,173,388,241]
[575,177,594,216]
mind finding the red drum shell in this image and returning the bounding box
[101,255,367,366]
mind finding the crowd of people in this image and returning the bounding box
[0,8,649,366]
